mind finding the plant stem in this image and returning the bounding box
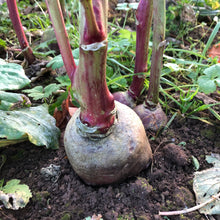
[46,0,76,83]
[128,0,153,100]
[47,0,115,134]
[7,0,35,64]
[59,0,67,18]
[145,0,166,109]
[74,0,115,134]
[80,0,107,44]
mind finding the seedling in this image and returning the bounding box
[46,0,152,185]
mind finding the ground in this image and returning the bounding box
[0,116,219,220]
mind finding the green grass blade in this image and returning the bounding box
[200,20,220,62]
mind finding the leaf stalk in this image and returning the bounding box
[6,0,35,64]
[145,0,166,109]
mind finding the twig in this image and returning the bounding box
[159,192,220,216]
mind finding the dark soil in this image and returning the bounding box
[0,117,220,220]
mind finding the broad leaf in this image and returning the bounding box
[203,63,220,77]
[0,91,31,110]
[46,49,79,70]
[22,86,45,100]
[197,76,216,94]
[193,154,220,215]
[56,75,71,87]
[0,59,30,90]
[0,179,32,210]
[0,105,60,149]
[23,84,61,101]
[198,64,220,94]
[44,83,61,97]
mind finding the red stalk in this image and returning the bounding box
[74,0,115,133]
[46,0,76,83]
[80,0,106,44]
[133,0,167,133]
[7,0,35,64]
[145,0,166,109]
[46,0,115,134]
[128,0,153,100]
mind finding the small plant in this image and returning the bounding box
[134,0,167,132]
[113,0,167,132]
[46,0,152,185]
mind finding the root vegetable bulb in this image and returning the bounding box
[64,101,152,185]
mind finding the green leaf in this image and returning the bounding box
[46,49,79,70]
[197,76,216,94]
[44,83,61,97]
[192,156,200,171]
[0,38,6,49]
[193,154,220,215]
[0,59,31,91]
[0,105,60,149]
[46,54,65,70]
[23,86,45,100]
[56,75,71,87]
[119,29,136,41]
[203,64,220,78]
[23,84,61,100]
[0,91,31,110]
[0,179,32,210]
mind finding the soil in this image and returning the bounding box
[0,116,220,220]
[1,1,220,220]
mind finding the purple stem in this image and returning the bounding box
[7,0,35,64]
[47,0,115,133]
[80,0,106,44]
[46,0,77,83]
[128,0,153,100]
[145,0,166,109]
[74,0,115,133]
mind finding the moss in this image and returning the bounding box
[174,187,194,208]
[136,177,153,192]
[117,213,134,220]
[200,128,215,140]
[33,191,50,202]
[137,215,150,220]
[189,139,196,144]
[61,213,71,220]
[164,200,175,211]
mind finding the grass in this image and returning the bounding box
[1,0,219,124]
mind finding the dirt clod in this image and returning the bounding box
[163,143,190,167]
